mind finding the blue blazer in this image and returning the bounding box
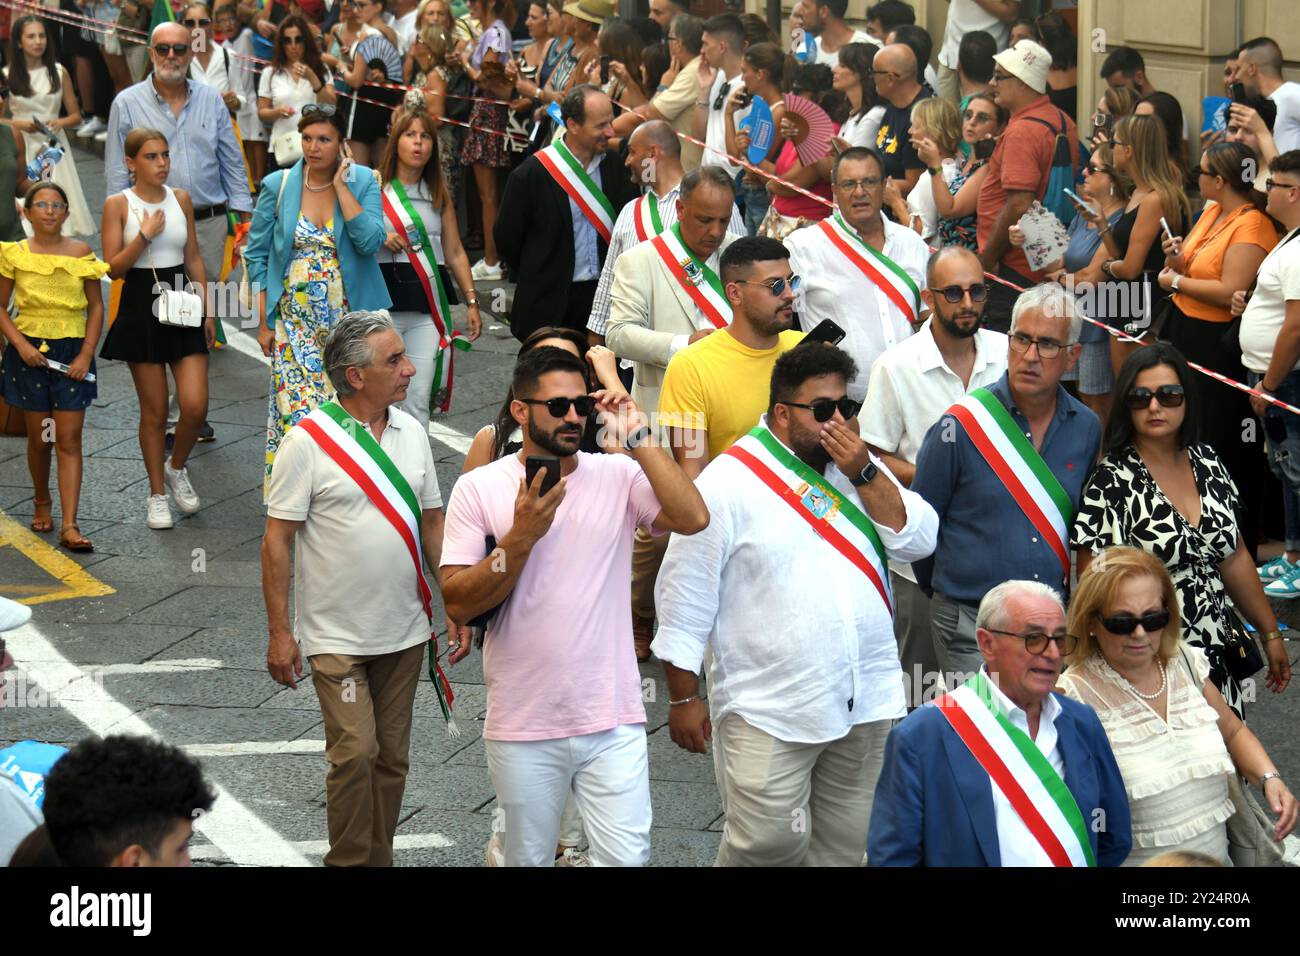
[867,693,1132,867]
[243,160,391,328]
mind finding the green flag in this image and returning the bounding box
[149,0,176,32]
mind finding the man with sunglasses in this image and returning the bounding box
[786,147,930,403]
[912,283,1099,691]
[862,245,1007,706]
[440,347,707,866]
[655,343,936,866]
[868,580,1131,867]
[692,13,748,182]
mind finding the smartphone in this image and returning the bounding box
[525,455,561,497]
[1159,216,1174,242]
[802,318,846,346]
[1062,187,1092,213]
[42,359,96,383]
[599,54,611,86]
[1231,81,1247,103]
[735,91,753,109]
[973,138,995,161]
[1090,110,1113,134]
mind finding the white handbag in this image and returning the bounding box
[132,205,204,329]
[271,129,303,167]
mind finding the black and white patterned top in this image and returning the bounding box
[1072,443,1245,717]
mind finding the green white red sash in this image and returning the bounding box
[632,191,665,242]
[936,672,1095,867]
[948,388,1074,579]
[537,137,616,242]
[725,424,892,614]
[820,211,922,326]
[296,401,459,735]
[651,224,731,330]
[381,180,471,415]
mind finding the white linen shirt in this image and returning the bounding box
[939,0,1011,70]
[189,43,249,111]
[984,670,1065,867]
[265,405,443,659]
[652,418,939,744]
[786,210,930,401]
[702,70,748,178]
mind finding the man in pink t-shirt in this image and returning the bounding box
[441,347,709,867]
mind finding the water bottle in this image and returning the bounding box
[25,145,63,181]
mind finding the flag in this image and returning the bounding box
[150,0,177,31]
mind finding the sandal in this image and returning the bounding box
[59,524,94,553]
[30,498,53,533]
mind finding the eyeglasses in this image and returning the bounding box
[1099,610,1171,635]
[985,628,1079,656]
[301,103,337,119]
[182,17,211,27]
[1009,332,1066,358]
[1111,138,1128,148]
[734,274,801,296]
[1266,178,1300,191]
[930,283,988,303]
[520,395,596,417]
[991,70,1014,83]
[781,396,861,423]
[284,35,306,45]
[1124,384,1185,410]
[153,43,191,57]
[31,200,68,212]
[1197,167,1216,178]
[836,177,882,192]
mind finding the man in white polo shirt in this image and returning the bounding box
[936,0,1017,104]
[261,311,450,868]
[861,246,1007,706]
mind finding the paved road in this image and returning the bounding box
[1,146,1297,866]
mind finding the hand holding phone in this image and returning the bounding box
[524,455,561,497]
[803,318,846,346]
[515,457,565,545]
[599,54,611,86]
[1063,187,1095,217]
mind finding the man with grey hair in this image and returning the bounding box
[614,14,706,169]
[912,284,1099,688]
[868,579,1131,866]
[261,311,454,867]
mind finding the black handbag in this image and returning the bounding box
[1219,606,1267,682]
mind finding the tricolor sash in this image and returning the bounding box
[725,425,892,614]
[651,224,731,330]
[296,402,459,734]
[820,211,922,327]
[381,180,472,414]
[537,138,616,242]
[632,191,665,242]
[948,388,1073,579]
[936,672,1095,867]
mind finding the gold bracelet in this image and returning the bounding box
[1262,629,1283,643]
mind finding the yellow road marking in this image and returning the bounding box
[0,510,115,605]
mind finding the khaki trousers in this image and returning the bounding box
[937,63,963,104]
[310,641,424,867]
[712,714,893,867]
[630,525,671,620]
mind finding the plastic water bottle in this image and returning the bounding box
[25,145,63,181]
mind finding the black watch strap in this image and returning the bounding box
[850,460,878,487]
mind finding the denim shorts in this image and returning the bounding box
[1,336,97,412]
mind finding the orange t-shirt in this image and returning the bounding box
[1172,201,1278,322]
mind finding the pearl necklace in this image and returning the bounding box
[1106,657,1166,700]
[304,172,334,193]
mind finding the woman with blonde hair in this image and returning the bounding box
[894,96,962,245]
[1061,546,1298,865]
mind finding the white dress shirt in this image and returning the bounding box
[702,70,748,178]
[983,670,1065,867]
[652,417,939,744]
[190,44,248,111]
[785,210,930,401]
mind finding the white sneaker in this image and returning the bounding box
[554,846,590,867]
[470,258,504,281]
[94,129,109,143]
[146,494,174,529]
[77,117,105,137]
[164,461,201,514]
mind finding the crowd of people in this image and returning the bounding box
[2,0,1300,870]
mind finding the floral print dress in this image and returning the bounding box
[264,216,349,492]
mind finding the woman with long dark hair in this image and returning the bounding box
[831,41,881,150]
[258,15,337,169]
[1035,10,1076,118]
[1137,90,1191,185]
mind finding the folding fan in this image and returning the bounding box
[782,93,834,166]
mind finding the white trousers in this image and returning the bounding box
[484,723,651,867]
[390,311,438,432]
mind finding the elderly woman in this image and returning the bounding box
[243,105,389,492]
[1062,546,1298,865]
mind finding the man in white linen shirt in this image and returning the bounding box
[786,147,929,402]
[654,344,938,866]
[861,246,1007,707]
[936,0,1017,104]
[691,14,749,181]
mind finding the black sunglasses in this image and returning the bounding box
[520,396,596,417]
[301,103,337,119]
[153,43,191,56]
[183,17,211,27]
[1100,610,1171,635]
[712,80,731,111]
[284,34,307,45]
[782,397,860,423]
[930,283,988,303]
[1124,384,1185,410]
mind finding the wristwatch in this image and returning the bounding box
[1170,273,1182,292]
[625,425,652,450]
[850,460,878,487]
[1261,771,1283,788]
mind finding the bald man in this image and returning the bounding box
[589,120,742,346]
[872,43,931,193]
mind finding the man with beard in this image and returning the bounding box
[911,283,1100,691]
[653,344,937,866]
[785,148,930,403]
[495,85,639,341]
[860,245,1007,707]
[440,347,708,866]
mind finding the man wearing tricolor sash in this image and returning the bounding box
[785,148,929,402]
[495,85,638,342]
[868,580,1132,867]
[913,284,1100,689]
[655,345,938,866]
[262,313,453,867]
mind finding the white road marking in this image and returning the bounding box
[188,831,457,862]
[219,319,271,366]
[89,658,226,675]
[184,739,325,758]
[5,622,311,867]
[428,421,474,455]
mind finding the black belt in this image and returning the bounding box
[192,203,228,220]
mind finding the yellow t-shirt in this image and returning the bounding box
[658,328,806,463]
[0,241,109,340]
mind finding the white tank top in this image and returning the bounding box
[121,186,189,268]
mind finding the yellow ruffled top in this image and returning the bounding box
[0,241,110,341]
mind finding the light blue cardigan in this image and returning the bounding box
[243,160,391,328]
